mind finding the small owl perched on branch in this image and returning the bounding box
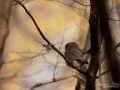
[65,42,89,69]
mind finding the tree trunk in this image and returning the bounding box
[96,0,120,90]
[85,0,101,90]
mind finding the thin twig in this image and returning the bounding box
[23,0,29,4]
[108,0,114,17]
[15,0,86,76]
[72,17,87,35]
[108,17,120,21]
[84,6,87,17]
[30,74,79,90]
[115,42,120,56]
[13,0,28,5]
[53,22,67,80]
[115,42,120,50]
[29,68,113,90]
[72,0,90,6]
[47,0,85,11]
[96,42,120,78]
[12,49,53,65]
[96,69,111,78]
[115,21,119,35]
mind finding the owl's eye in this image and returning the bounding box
[68,45,73,50]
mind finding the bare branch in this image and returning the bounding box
[95,42,120,78]
[30,74,79,90]
[108,0,114,17]
[107,0,120,22]
[15,0,86,76]
[47,0,86,11]
[25,40,118,90]
[97,0,120,87]
[12,50,52,65]
[53,22,67,80]
[13,0,29,5]
[96,69,111,79]
[96,66,120,79]
[114,21,119,34]
[72,17,87,35]
[109,17,120,21]
[115,42,120,50]
[48,0,90,19]
[115,42,120,56]
[72,0,90,6]
[23,0,29,4]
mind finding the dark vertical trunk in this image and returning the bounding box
[85,0,101,90]
[86,0,120,90]
[96,0,120,90]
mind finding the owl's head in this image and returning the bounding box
[65,42,79,50]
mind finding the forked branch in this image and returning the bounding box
[14,0,86,76]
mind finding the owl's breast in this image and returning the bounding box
[69,48,83,60]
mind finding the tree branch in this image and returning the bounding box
[72,0,90,6]
[96,0,120,90]
[30,74,79,90]
[85,0,101,89]
[15,0,86,76]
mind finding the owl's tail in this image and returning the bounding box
[83,61,88,64]
[83,49,91,63]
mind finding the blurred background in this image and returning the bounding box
[0,0,120,90]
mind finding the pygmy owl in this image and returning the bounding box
[65,42,89,69]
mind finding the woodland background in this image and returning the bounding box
[0,0,120,90]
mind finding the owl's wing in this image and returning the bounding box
[65,51,74,67]
[70,48,84,61]
[65,51,84,68]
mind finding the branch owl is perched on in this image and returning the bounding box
[65,42,89,69]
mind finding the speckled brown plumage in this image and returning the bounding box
[65,42,88,69]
